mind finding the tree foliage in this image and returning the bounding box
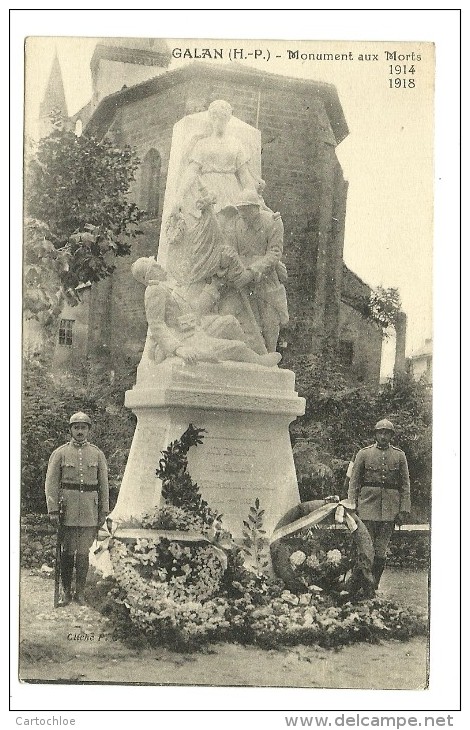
[288,355,432,518]
[156,425,221,526]
[368,286,402,330]
[21,357,136,513]
[24,114,143,321]
[343,285,402,334]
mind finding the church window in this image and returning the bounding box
[338,339,354,366]
[74,119,83,137]
[58,319,74,346]
[140,149,161,219]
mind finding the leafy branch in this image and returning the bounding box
[242,498,270,575]
[343,286,402,334]
[155,424,220,526]
[24,112,144,322]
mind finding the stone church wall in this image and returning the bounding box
[339,267,383,384]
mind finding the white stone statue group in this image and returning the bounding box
[133,99,289,369]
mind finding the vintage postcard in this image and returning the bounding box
[13,15,459,718]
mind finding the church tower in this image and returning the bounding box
[38,52,68,137]
[90,38,172,108]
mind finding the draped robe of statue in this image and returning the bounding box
[157,108,262,283]
[158,110,288,355]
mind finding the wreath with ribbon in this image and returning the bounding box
[270,497,376,600]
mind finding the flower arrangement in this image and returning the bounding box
[105,536,230,648]
[245,592,426,649]
[287,541,351,594]
[92,426,427,650]
[99,518,426,650]
[165,210,187,247]
[141,504,205,533]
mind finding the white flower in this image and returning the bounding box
[306,554,320,569]
[281,590,299,606]
[326,549,342,565]
[289,550,307,567]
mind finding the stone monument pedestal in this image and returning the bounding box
[111,358,305,539]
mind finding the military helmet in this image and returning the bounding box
[131,256,163,286]
[69,412,92,426]
[374,418,395,432]
[236,188,261,208]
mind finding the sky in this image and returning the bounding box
[24,35,434,368]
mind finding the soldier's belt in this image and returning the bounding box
[362,483,398,489]
[61,483,98,492]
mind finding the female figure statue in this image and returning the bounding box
[173,100,260,217]
[159,101,288,355]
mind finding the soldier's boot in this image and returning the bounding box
[59,553,74,606]
[372,557,387,589]
[344,569,376,600]
[74,554,89,606]
[342,571,362,598]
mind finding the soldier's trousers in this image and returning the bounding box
[362,520,395,559]
[61,527,96,554]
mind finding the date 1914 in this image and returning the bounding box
[388,64,416,89]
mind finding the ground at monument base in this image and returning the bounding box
[19,568,428,689]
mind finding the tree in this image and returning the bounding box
[367,286,402,331]
[343,285,402,335]
[288,355,432,518]
[23,218,73,327]
[24,114,144,323]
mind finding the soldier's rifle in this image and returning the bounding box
[53,502,64,608]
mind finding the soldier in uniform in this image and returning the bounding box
[347,419,411,589]
[45,412,109,606]
[218,188,289,354]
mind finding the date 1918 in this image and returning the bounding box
[389,64,416,89]
[389,78,415,88]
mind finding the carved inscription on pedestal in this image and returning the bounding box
[189,434,278,532]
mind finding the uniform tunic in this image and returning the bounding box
[219,209,289,353]
[144,279,258,364]
[347,443,411,522]
[45,440,109,527]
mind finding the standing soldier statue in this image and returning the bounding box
[45,412,109,606]
[347,419,411,590]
